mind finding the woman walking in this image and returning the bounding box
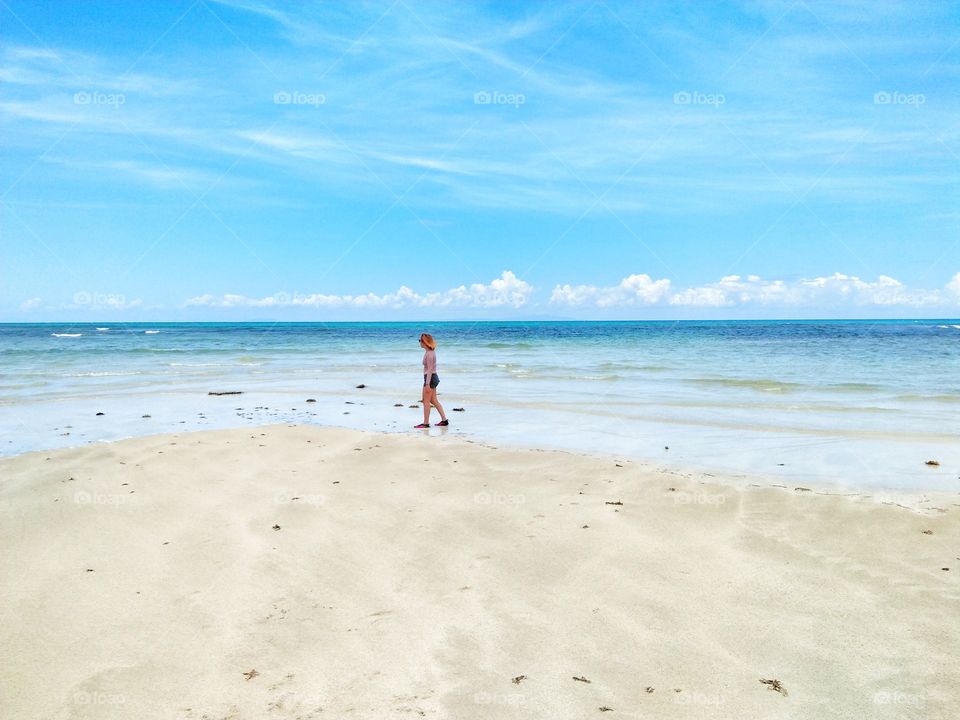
[415,333,448,429]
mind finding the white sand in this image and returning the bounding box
[1,424,958,719]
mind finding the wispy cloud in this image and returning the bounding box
[3,1,957,215]
[3,0,958,320]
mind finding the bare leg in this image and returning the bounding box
[430,389,447,421]
[421,384,431,425]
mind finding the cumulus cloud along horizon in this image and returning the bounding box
[185,271,534,309]
[553,271,960,308]
[179,270,960,311]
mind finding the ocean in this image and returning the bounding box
[2,320,958,489]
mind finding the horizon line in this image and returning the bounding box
[4,317,960,325]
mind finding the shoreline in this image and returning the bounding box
[3,419,958,501]
[4,382,959,493]
[4,319,960,490]
[2,423,958,718]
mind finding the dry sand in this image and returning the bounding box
[1,424,958,719]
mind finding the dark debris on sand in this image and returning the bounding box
[760,678,787,696]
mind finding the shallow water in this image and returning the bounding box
[2,320,958,489]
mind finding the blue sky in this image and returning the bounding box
[2,0,958,320]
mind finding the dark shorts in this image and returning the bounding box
[424,373,439,389]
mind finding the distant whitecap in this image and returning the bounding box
[52,333,82,337]
[144,330,160,334]
[96,327,109,331]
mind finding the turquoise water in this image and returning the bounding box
[2,321,958,489]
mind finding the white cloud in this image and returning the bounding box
[947,272,960,297]
[551,272,960,308]
[20,297,42,310]
[185,270,533,309]
[669,285,733,307]
[550,274,672,307]
[795,273,934,306]
[63,293,143,310]
[671,274,792,307]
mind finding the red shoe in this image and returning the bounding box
[414,423,430,428]
[437,419,449,426]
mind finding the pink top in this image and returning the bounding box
[422,349,437,376]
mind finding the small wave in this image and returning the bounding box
[597,362,668,372]
[64,371,142,377]
[823,382,883,393]
[937,324,960,329]
[144,330,160,334]
[96,327,109,331]
[52,333,82,338]
[483,342,533,349]
[168,362,228,367]
[897,393,960,404]
[689,377,800,393]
